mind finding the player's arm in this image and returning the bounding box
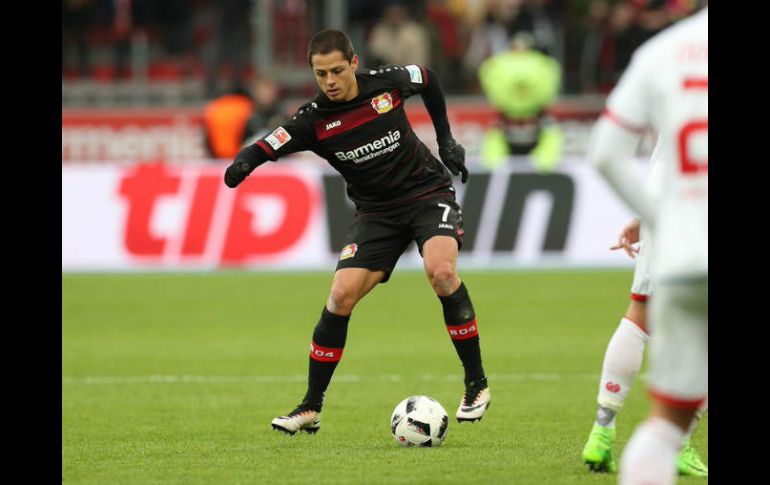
[588,118,654,223]
[224,109,314,188]
[383,64,467,182]
[419,67,468,183]
[587,49,655,224]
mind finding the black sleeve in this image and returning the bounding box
[235,105,316,169]
[252,106,316,160]
[419,67,452,142]
[375,64,453,141]
[375,64,429,98]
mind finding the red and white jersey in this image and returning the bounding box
[604,8,708,280]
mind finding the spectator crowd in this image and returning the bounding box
[63,0,703,99]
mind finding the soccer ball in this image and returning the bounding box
[390,395,449,447]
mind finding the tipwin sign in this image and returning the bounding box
[62,160,641,270]
[115,163,325,267]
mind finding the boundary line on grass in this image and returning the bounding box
[61,373,644,385]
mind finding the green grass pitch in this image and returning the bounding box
[62,270,707,484]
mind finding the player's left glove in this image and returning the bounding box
[438,137,468,183]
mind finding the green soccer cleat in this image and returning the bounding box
[582,424,617,473]
[677,439,708,477]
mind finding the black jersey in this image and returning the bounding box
[253,64,453,213]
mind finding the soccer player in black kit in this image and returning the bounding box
[224,30,490,435]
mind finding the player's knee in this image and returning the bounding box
[427,264,459,296]
[327,285,360,314]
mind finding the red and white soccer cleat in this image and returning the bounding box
[456,377,491,422]
[271,404,321,435]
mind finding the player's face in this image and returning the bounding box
[311,51,359,102]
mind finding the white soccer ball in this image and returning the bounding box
[390,395,449,447]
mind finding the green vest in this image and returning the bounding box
[478,50,561,118]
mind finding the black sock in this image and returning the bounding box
[303,307,350,411]
[438,282,486,382]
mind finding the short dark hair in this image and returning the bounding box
[307,30,355,67]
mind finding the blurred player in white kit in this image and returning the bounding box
[581,144,707,478]
[587,5,708,484]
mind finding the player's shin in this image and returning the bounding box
[304,307,350,411]
[440,282,491,421]
[596,318,649,427]
[439,282,485,381]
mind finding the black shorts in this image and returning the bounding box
[335,195,464,283]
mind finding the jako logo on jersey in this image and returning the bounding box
[265,126,292,150]
[605,382,621,393]
[438,223,454,230]
[325,120,341,130]
[335,130,401,163]
[339,243,358,260]
[371,93,394,114]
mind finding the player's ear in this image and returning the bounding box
[350,54,359,71]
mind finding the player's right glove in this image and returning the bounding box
[224,144,260,188]
[438,137,469,183]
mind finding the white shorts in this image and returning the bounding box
[647,276,708,408]
[630,225,653,301]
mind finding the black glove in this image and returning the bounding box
[438,138,468,183]
[224,160,252,188]
[224,144,261,188]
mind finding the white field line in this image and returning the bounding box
[60,373,642,385]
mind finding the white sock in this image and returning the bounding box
[619,417,685,485]
[595,318,649,426]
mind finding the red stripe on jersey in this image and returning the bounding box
[602,108,647,134]
[419,65,429,89]
[648,388,706,410]
[446,318,479,341]
[683,78,708,90]
[310,341,344,362]
[630,293,649,302]
[256,140,276,159]
[315,90,402,140]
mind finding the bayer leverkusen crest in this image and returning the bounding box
[371,93,393,114]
